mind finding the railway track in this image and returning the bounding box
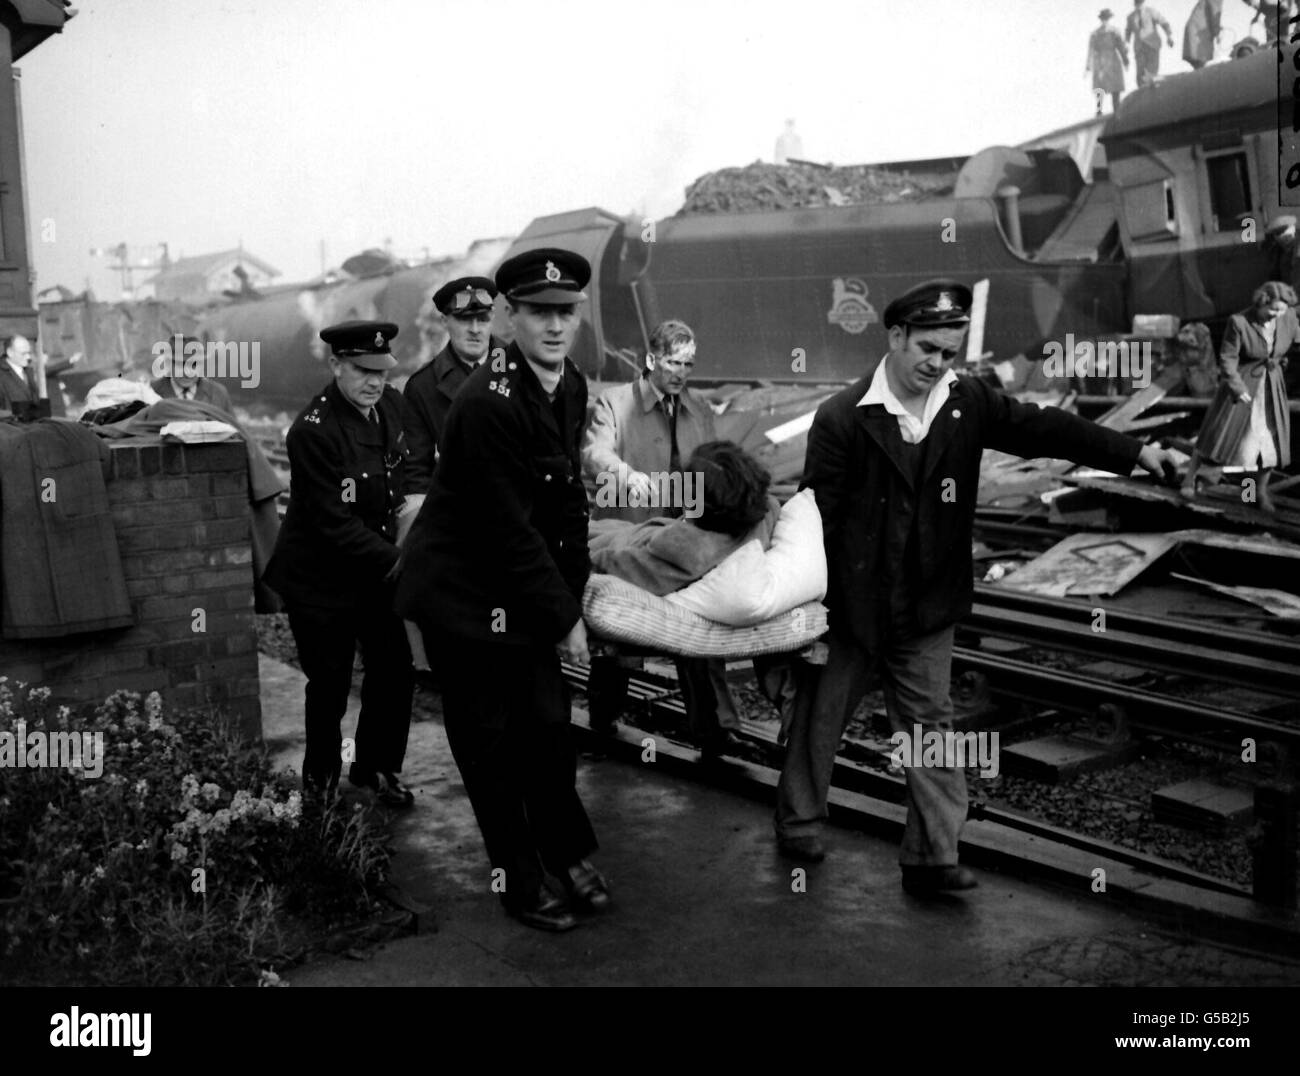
[559,584,1300,905]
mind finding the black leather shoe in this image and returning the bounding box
[777,835,826,863]
[589,716,620,737]
[348,765,415,808]
[699,729,744,760]
[565,859,611,912]
[901,865,978,895]
[508,891,579,933]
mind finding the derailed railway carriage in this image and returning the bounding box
[500,43,1300,390]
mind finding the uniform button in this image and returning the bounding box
[544,474,552,482]
[362,472,368,478]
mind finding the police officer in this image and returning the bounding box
[394,248,607,932]
[264,320,415,807]
[398,277,502,686]
[402,275,502,493]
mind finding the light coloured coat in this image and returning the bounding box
[582,376,716,523]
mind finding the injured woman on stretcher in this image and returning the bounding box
[581,440,829,752]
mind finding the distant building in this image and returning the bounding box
[0,0,76,343]
[142,249,280,303]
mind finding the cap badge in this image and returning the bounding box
[544,260,562,283]
[935,292,955,312]
[374,331,384,347]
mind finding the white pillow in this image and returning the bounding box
[666,489,827,626]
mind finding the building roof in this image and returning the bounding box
[145,248,280,290]
[4,0,76,61]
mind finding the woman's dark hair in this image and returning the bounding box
[686,440,772,536]
[1252,280,1298,309]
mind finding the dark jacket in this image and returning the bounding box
[0,363,50,421]
[804,372,1142,652]
[148,377,234,414]
[401,338,502,494]
[263,380,408,609]
[394,341,590,646]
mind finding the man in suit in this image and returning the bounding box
[148,336,234,414]
[581,320,745,757]
[0,335,51,420]
[395,248,608,933]
[263,320,415,807]
[1125,0,1174,86]
[774,279,1178,893]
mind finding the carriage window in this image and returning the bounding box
[1206,151,1251,231]
[1124,179,1177,240]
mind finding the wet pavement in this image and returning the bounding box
[259,655,1300,988]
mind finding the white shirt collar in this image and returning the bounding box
[858,356,957,444]
[5,358,25,380]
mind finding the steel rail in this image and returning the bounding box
[952,649,1300,747]
[966,604,1300,699]
[974,582,1300,666]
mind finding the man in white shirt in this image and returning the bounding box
[774,279,1178,894]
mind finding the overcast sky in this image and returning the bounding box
[20,0,1250,297]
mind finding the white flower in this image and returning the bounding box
[133,779,148,798]
[170,842,189,863]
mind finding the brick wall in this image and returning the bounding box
[0,435,263,740]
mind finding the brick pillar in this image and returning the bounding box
[0,435,263,741]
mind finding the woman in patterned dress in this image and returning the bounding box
[1181,281,1296,513]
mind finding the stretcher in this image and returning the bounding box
[582,573,829,663]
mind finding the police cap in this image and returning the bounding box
[320,320,399,371]
[432,276,498,317]
[883,279,973,330]
[496,247,590,305]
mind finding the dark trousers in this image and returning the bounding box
[287,600,413,787]
[431,632,598,908]
[588,655,739,742]
[774,624,967,866]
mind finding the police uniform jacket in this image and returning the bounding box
[394,341,590,646]
[581,377,716,523]
[804,371,1142,653]
[263,380,408,609]
[401,337,501,494]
